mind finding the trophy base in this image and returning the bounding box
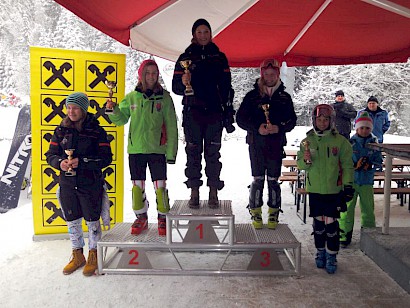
[184,90,194,96]
[65,171,76,176]
[105,108,114,114]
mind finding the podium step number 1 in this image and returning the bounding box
[183,221,220,244]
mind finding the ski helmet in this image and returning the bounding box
[312,104,336,134]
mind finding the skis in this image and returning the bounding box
[0,105,31,213]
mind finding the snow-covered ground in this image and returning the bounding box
[1,106,410,307]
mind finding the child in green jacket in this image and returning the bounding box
[297,104,354,274]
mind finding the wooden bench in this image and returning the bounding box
[295,187,410,224]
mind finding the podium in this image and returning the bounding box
[97,200,301,275]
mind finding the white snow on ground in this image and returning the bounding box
[1,107,410,307]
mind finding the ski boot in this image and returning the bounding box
[315,249,326,269]
[158,214,166,236]
[340,230,353,248]
[325,252,338,274]
[131,213,148,235]
[267,207,281,229]
[249,207,263,229]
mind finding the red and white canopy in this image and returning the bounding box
[54,0,410,67]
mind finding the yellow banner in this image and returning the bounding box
[30,47,125,235]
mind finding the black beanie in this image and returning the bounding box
[192,18,211,35]
[367,96,378,103]
[335,90,344,97]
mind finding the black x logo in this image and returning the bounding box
[103,167,114,191]
[43,97,66,123]
[89,99,111,123]
[44,201,65,224]
[43,61,72,87]
[44,167,59,192]
[88,64,115,89]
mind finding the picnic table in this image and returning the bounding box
[366,143,410,234]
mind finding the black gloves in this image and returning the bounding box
[355,156,372,171]
[343,185,355,202]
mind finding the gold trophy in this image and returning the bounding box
[105,80,117,114]
[64,149,76,176]
[261,104,271,127]
[302,140,312,164]
[179,60,194,96]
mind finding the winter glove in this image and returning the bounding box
[343,185,355,202]
[355,156,372,171]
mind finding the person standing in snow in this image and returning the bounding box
[107,59,178,236]
[172,18,234,209]
[297,104,354,274]
[332,90,357,140]
[356,96,390,143]
[45,92,113,276]
[339,111,382,248]
[236,58,297,230]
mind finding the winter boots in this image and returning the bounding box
[208,187,219,208]
[131,213,148,235]
[63,248,86,275]
[83,249,98,276]
[340,230,353,248]
[188,187,200,208]
[249,207,263,229]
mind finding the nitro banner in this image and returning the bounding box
[30,47,125,235]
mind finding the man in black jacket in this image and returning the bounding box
[172,18,234,209]
[236,59,297,229]
[332,90,356,140]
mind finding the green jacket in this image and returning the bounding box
[109,89,178,162]
[297,129,354,194]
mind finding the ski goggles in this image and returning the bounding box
[314,105,334,117]
[260,58,280,70]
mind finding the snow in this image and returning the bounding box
[1,107,410,306]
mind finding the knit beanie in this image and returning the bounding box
[138,59,158,81]
[66,92,89,113]
[367,96,378,103]
[192,18,211,35]
[354,111,373,130]
[335,90,344,97]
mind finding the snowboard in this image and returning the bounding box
[0,105,31,213]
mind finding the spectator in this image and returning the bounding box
[356,96,390,143]
[332,90,357,140]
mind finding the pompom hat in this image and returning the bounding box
[355,111,373,130]
[138,59,158,81]
[66,92,89,113]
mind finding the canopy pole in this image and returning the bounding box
[284,0,332,56]
[361,0,410,19]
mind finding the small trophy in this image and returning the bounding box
[179,60,194,96]
[302,140,312,164]
[64,149,76,176]
[261,104,271,127]
[105,80,117,114]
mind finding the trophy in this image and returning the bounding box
[64,149,76,176]
[179,60,194,96]
[105,80,117,114]
[261,104,271,127]
[302,140,312,164]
